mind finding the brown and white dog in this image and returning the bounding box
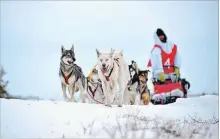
[138,70,151,105]
[126,60,151,105]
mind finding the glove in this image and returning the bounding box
[174,68,180,78]
[159,72,165,82]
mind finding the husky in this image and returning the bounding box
[124,60,140,105]
[126,60,151,105]
[95,48,130,107]
[135,70,151,105]
[59,45,86,103]
[127,60,140,92]
[87,62,139,105]
[86,66,105,104]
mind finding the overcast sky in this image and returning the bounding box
[1,1,218,100]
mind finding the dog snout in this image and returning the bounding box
[67,60,73,64]
[102,63,106,68]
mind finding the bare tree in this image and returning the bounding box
[0,65,9,98]
[0,65,40,100]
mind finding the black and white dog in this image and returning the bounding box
[59,45,86,102]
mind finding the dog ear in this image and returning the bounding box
[96,49,100,57]
[110,48,115,53]
[61,45,65,54]
[110,48,115,57]
[136,68,139,75]
[119,50,123,56]
[71,44,74,52]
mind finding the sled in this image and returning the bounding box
[147,61,190,104]
[150,76,191,105]
[149,69,191,105]
[153,79,184,94]
[150,78,185,105]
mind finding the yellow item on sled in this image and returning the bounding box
[159,72,165,82]
[174,67,180,78]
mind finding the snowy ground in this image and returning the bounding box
[0,95,218,139]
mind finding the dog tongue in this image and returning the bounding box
[102,68,107,73]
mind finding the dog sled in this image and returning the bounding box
[149,66,190,105]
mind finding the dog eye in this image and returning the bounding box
[100,59,103,62]
[106,59,108,61]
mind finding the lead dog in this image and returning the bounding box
[59,45,86,103]
[96,48,130,107]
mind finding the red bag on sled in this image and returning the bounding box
[154,80,184,94]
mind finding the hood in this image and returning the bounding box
[153,29,174,53]
[153,28,167,45]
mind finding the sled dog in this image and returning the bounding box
[59,45,86,103]
[95,48,130,107]
[86,66,105,104]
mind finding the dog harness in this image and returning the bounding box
[103,58,120,81]
[61,70,73,85]
[104,63,114,81]
[147,44,177,74]
[60,63,84,85]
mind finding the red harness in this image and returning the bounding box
[86,79,104,104]
[87,89,104,104]
[103,64,114,81]
[61,70,73,85]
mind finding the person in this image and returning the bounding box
[147,28,181,82]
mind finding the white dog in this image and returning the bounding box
[95,48,130,107]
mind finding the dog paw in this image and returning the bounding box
[118,104,123,107]
[69,98,77,102]
[105,104,112,107]
[64,98,70,102]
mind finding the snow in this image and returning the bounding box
[0,95,218,138]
